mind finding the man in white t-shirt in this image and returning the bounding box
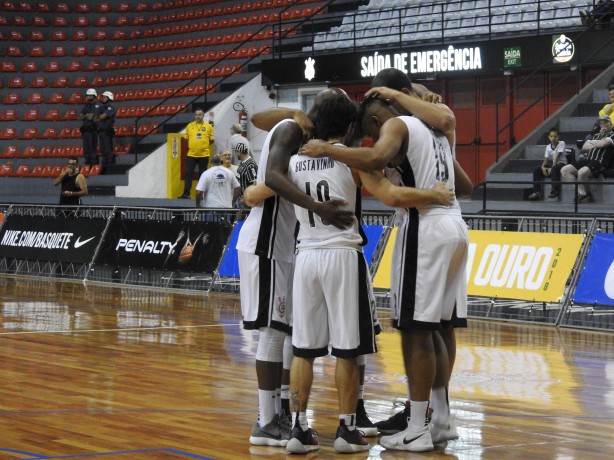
[195,154,240,208]
[528,128,567,200]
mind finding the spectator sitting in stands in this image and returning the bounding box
[561,115,614,203]
[599,84,614,124]
[580,1,614,28]
[528,128,567,200]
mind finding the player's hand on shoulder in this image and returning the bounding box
[433,181,455,206]
[300,139,329,158]
[314,199,354,229]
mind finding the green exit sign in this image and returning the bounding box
[504,47,521,68]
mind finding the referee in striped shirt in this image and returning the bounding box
[236,144,258,207]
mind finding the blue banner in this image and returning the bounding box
[574,233,614,306]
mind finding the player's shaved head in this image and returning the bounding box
[371,68,412,92]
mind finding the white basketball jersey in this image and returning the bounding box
[386,116,461,218]
[235,119,296,263]
[288,144,364,250]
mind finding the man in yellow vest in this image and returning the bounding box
[179,109,215,198]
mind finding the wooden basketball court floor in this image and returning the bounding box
[1,275,613,459]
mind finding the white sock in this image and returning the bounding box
[430,387,449,425]
[294,411,309,431]
[275,387,281,414]
[339,413,356,430]
[409,400,429,431]
[258,389,277,428]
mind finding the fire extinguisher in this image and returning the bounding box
[234,102,248,138]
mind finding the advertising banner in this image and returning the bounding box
[0,215,106,263]
[166,133,185,199]
[373,229,583,303]
[573,233,614,306]
[96,219,232,273]
[467,231,583,302]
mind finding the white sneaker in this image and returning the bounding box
[430,413,459,443]
[379,425,433,452]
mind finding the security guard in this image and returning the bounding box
[78,88,99,166]
[95,91,116,174]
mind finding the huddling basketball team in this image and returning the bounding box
[236,68,473,454]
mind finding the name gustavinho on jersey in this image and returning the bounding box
[293,157,335,172]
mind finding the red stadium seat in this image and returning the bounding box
[2,61,17,72]
[96,2,111,12]
[19,2,34,11]
[95,16,109,27]
[32,15,46,26]
[113,29,127,40]
[66,61,82,72]
[116,3,130,12]
[72,76,88,87]
[51,147,65,157]
[43,109,61,121]
[30,76,48,88]
[28,46,45,57]
[3,93,21,104]
[23,146,38,157]
[51,76,69,88]
[13,164,31,177]
[47,93,65,104]
[1,145,18,157]
[50,30,66,41]
[71,30,87,41]
[91,75,104,86]
[26,92,44,104]
[51,165,63,176]
[51,16,68,27]
[14,15,27,25]
[40,127,60,139]
[19,127,38,139]
[87,60,102,71]
[72,45,87,56]
[8,77,25,88]
[30,164,45,177]
[80,164,91,176]
[50,46,67,57]
[73,16,89,27]
[68,92,85,104]
[63,109,78,120]
[75,3,90,12]
[9,30,24,40]
[22,61,39,72]
[28,30,44,41]
[6,45,22,57]
[70,127,81,138]
[56,3,70,12]
[92,45,107,56]
[89,164,101,175]
[22,109,40,121]
[0,164,13,177]
[0,109,17,121]
[0,127,17,139]
[39,145,52,157]
[44,61,61,72]
[37,2,50,12]
[93,30,108,40]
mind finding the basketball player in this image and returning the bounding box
[364,69,472,438]
[300,96,470,452]
[235,90,355,448]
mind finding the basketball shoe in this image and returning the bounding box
[356,399,378,436]
[379,424,433,452]
[249,414,289,447]
[430,413,459,443]
[374,400,433,435]
[333,420,370,453]
[286,425,319,454]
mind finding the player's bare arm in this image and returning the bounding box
[453,158,473,197]
[300,118,407,171]
[359,170,454,208]
[242,182,276,207]
[365,87,455,137]
[265,123,354,230]
[251,108,313,141]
